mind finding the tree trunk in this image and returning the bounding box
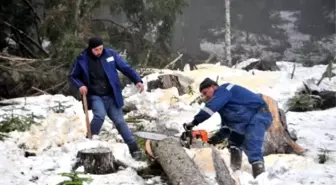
[150,138,209,185]
[72,147,117,174]
[224,0,232,66]
[211,146,237,185]
[261,94,305,155]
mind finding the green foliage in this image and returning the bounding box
[104,0,188,67]
[286,93,322,112]
[0,113,36,133]
[57,172,93,185]
[51,101,73,113]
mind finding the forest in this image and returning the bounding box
[0,0,335,99]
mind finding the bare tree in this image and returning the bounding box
[224,0,232,66]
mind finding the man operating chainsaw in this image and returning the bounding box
[184,77,272,178]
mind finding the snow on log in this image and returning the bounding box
[262,94,305,155]
[150,138,208,185]
[72,147,117,174]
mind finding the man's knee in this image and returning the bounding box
[244,139,264,163]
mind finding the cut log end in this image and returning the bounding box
[72,147,117,174]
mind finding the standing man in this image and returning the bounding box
[69,37,144,161]
[184,78,273,178]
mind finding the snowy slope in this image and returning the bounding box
[0,60,335,185]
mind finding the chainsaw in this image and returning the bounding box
[133,123,209,149]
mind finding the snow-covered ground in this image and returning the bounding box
[0,60,335,185]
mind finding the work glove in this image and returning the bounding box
[208,127,231,145]
[183,122,195,131]
[208,134,223,145]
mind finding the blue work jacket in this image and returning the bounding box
[69,47,142,109]
[192,83,268,134]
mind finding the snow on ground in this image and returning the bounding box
[0,60,335,185]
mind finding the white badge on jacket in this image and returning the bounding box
[106,56,114,62]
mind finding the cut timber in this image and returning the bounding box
[211,146,237,185]
[147,74,186,95]
[261,94,305,155]
[72,147,117,174]
[150,138,208,185]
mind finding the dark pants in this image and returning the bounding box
[228,111,272,164]
[89,95,137,151]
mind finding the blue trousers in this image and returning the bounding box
[89,95,137,151]
[227,112,272,164]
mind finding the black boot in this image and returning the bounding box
[252,161,265,178]
[128,143,142,161]
[229,145,242,171]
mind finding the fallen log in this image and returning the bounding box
[242,59,280,71]
[147,74,186,95]
[261,94,305,155]
[72,147,122,174]
[286,83,336,112]
[150,138,209,185]
[211,146,237,185]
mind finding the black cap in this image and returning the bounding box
[88,37,103,49]
[199,77,218,92]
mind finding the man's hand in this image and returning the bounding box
[136,82,144,93]
[183,122,195,131]
[79,86,88,95]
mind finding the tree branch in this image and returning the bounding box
[0,53,51,62]
[91,18,128,30]
[0,20,49,56]
[22,0,41,22]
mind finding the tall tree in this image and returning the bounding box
[224,0,232,66]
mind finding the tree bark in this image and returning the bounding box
[261,94,305,155]
[72,147,117,174]
[224,0,232,66]
[211,146,237,185]
[150,138,209,185]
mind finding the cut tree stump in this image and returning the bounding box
[150,138,208,185]
[72,147,118,174]
[261,94,305,155]
[147,74,186,95]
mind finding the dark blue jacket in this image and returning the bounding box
[69,47,142,109]
[192,83,267,134]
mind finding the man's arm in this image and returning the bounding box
[113,51,142,84]
[192,87,232,125]
[69,56,84,89]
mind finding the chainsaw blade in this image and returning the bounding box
[133,131,171,141]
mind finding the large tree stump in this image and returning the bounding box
[150,138,208,185]
[261,94,305,155]
[147,74,186,95]
[72,147,117,174]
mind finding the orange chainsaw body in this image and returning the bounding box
[191,129,209,142]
